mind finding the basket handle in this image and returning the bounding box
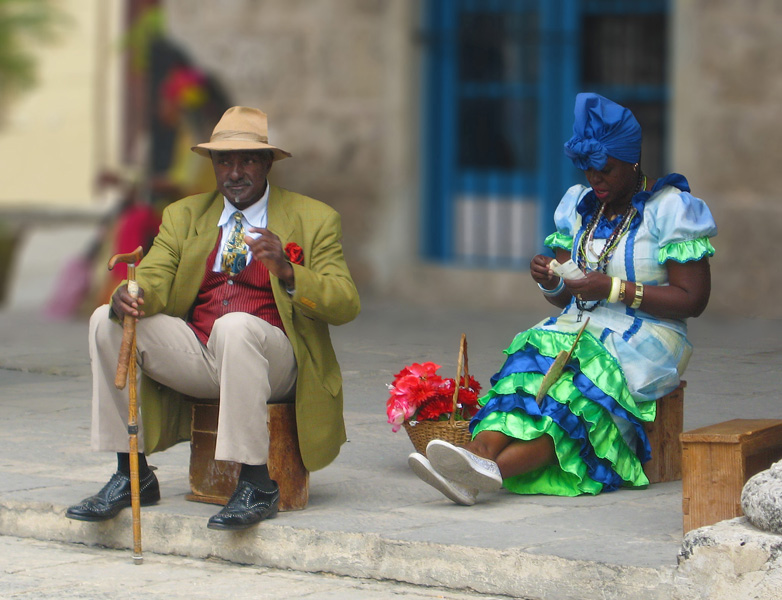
[450,333,468,425]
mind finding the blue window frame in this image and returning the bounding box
[422,0,669,267]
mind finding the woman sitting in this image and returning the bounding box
[409,93,717,505]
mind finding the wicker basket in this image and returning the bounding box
[402,333,474,456]
[403,419,472,455]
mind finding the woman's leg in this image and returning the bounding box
[463,430,513,460]
[494,436,556,479]
[464,431,556,479]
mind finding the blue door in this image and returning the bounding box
[422,0,669,267]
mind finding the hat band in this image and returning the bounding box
[210,129,269,144]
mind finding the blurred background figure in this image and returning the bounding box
[44,7,230,318]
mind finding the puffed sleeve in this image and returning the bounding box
[544,185,587,252]
[649,190,717,264]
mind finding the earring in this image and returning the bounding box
[633,163,639,171]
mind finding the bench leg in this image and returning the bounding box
[642,382,685,484]
[187,402,309,511]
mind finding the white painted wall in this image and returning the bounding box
[0,0,124,210]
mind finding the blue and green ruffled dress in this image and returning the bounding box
[471,174,717,496]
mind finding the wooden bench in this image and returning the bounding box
[186,401,309,511]
[185,382,683,507]
[681,418,782,532]
[642,381,685,484]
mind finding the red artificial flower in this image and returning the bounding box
[392,361,441,383]
[457,375,481,407]
[285,242,304,265]
[416,395,454,421]
[386,361,483,430]
[391,372,444,407]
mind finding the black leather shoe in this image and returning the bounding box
[207,480,279,530]
[66,470,160,522]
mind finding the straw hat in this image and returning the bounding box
[192,106,291,161]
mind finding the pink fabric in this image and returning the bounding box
[110,205,161,283]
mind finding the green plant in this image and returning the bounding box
[0,0,68,105]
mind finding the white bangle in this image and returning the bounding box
[538,278,564,296]
[607,277,621,303]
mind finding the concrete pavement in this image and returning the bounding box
[0,534,513,600]
[1,226,782,598]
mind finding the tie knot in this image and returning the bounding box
[232,212,243,224]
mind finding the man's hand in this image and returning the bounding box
[111,284,145,320]
[246,228,295,288]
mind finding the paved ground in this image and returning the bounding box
[0,535,513,600]
[1,225,781,599]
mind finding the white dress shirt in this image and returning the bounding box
[212,181,270,272]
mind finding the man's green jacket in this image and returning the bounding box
[126,185,360,472]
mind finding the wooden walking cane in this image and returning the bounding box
[108,245,144,565]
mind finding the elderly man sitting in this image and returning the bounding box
[66,106,360,530]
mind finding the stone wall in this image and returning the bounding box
[163,0,782,318]
[672,0,782,318]
[163,0,419,291]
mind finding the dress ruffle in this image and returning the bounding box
[544,231,574,251]
[658,236,716,264]
[471,328,652,496]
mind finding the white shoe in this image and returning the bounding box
[408,452,477,506]
[426,439,503,493]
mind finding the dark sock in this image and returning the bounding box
[117,452,150,478]
[239,463,276,492]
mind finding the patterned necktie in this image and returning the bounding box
[221,212,248,275]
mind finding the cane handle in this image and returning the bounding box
[108,246,143,271]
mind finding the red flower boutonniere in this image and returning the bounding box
[285,242,304,265]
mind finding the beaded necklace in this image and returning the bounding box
[574,173,645,316]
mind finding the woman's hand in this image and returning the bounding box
[531,253,573,308]
[564,271,612,302]
[530,254,558,288]
[560,258,711,319]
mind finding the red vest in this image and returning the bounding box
[188,238,285,344]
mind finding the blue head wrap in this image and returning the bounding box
[563,93,642,170]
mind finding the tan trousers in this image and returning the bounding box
[88,304,297,465]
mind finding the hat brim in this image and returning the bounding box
[192,140,291,161]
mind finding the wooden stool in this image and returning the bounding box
[681,418,782,532]
[186,401,309,511]
[642,381,685,484]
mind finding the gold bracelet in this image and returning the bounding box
[630,281,644,309]
[618,280,626,302]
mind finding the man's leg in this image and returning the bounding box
[89,304,220,452]
[68,305,219,521]
[208,312,296,465]
[204,312,297,530]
